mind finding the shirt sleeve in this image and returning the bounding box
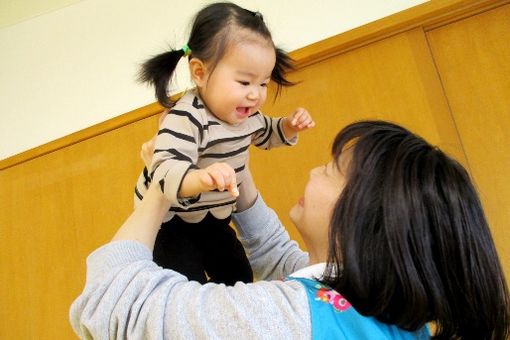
[69,239,311,339]
[133,167,151,209]
[251,114,297,150]
[150,111,201,207]
[232,194,309,281]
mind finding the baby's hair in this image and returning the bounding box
[139,2,294,108]
[322,120,509,339]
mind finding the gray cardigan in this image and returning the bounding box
[70,195,312,339]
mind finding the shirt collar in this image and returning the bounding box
[289,262,327,280]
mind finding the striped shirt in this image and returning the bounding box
[134,90,296,223]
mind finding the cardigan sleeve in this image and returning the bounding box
[69,196,311,340]
[232,194,309,281]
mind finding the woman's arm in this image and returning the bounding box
[235,166,259,213]
[70,181,311,339]
[233,195,309,281]
[113,183,172,251]
[70,241,311,339]
[233,169,309,281]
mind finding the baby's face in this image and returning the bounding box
[197,39,276,125]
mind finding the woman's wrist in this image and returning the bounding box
[235,168,258,212]
[112,183,172,250]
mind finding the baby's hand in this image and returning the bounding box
[199,162,239,197]
[286,108,315,133]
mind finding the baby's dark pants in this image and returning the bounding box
[153,213,253,285]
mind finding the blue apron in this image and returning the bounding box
[288,277,430,339]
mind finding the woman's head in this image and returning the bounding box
[139,2,294,111]
[289,152,349,264]
[316,120,509,339]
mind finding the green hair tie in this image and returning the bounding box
[182,44,192,57]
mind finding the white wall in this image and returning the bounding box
[0,0,427,160]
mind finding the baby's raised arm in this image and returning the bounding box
[281,107,315,140]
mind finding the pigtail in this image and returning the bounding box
[271,47,296,98]
[138,49,185,108]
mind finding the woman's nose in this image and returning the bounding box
[311,164,328,177]
[310,166,321,176]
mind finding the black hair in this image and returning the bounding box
[138,2,294,108]
[321,120,510,339]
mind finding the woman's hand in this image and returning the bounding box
[140,137,156,169]
[112,182,172,250]
[236,166,258,212]
[140,111,169,169]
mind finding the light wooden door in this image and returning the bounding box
[427,4,510,278]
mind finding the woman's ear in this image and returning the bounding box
[189,58,207,87]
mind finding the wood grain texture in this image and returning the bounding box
[253,27,462,254]
[0,116,159,339]
[427,3,510,278]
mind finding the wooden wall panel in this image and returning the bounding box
[426,3,510,278]
[0,116,158,339]
[252,27,463,249]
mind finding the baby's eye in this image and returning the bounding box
[260,83,268,87]
[238,81,250,86]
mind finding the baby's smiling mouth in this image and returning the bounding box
[236,107,251,116]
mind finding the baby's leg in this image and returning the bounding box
[197,213,253,285]
[153,216,208,283]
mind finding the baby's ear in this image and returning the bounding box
[189,58,207,87]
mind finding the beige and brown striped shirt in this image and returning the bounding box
[134,90,296,223]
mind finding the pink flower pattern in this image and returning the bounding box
[315,284,352,312]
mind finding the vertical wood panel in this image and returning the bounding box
[427,4,510,278]
[252,27,463,252]
[0,116,159,339]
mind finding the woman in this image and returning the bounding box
[70,120,510,339]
